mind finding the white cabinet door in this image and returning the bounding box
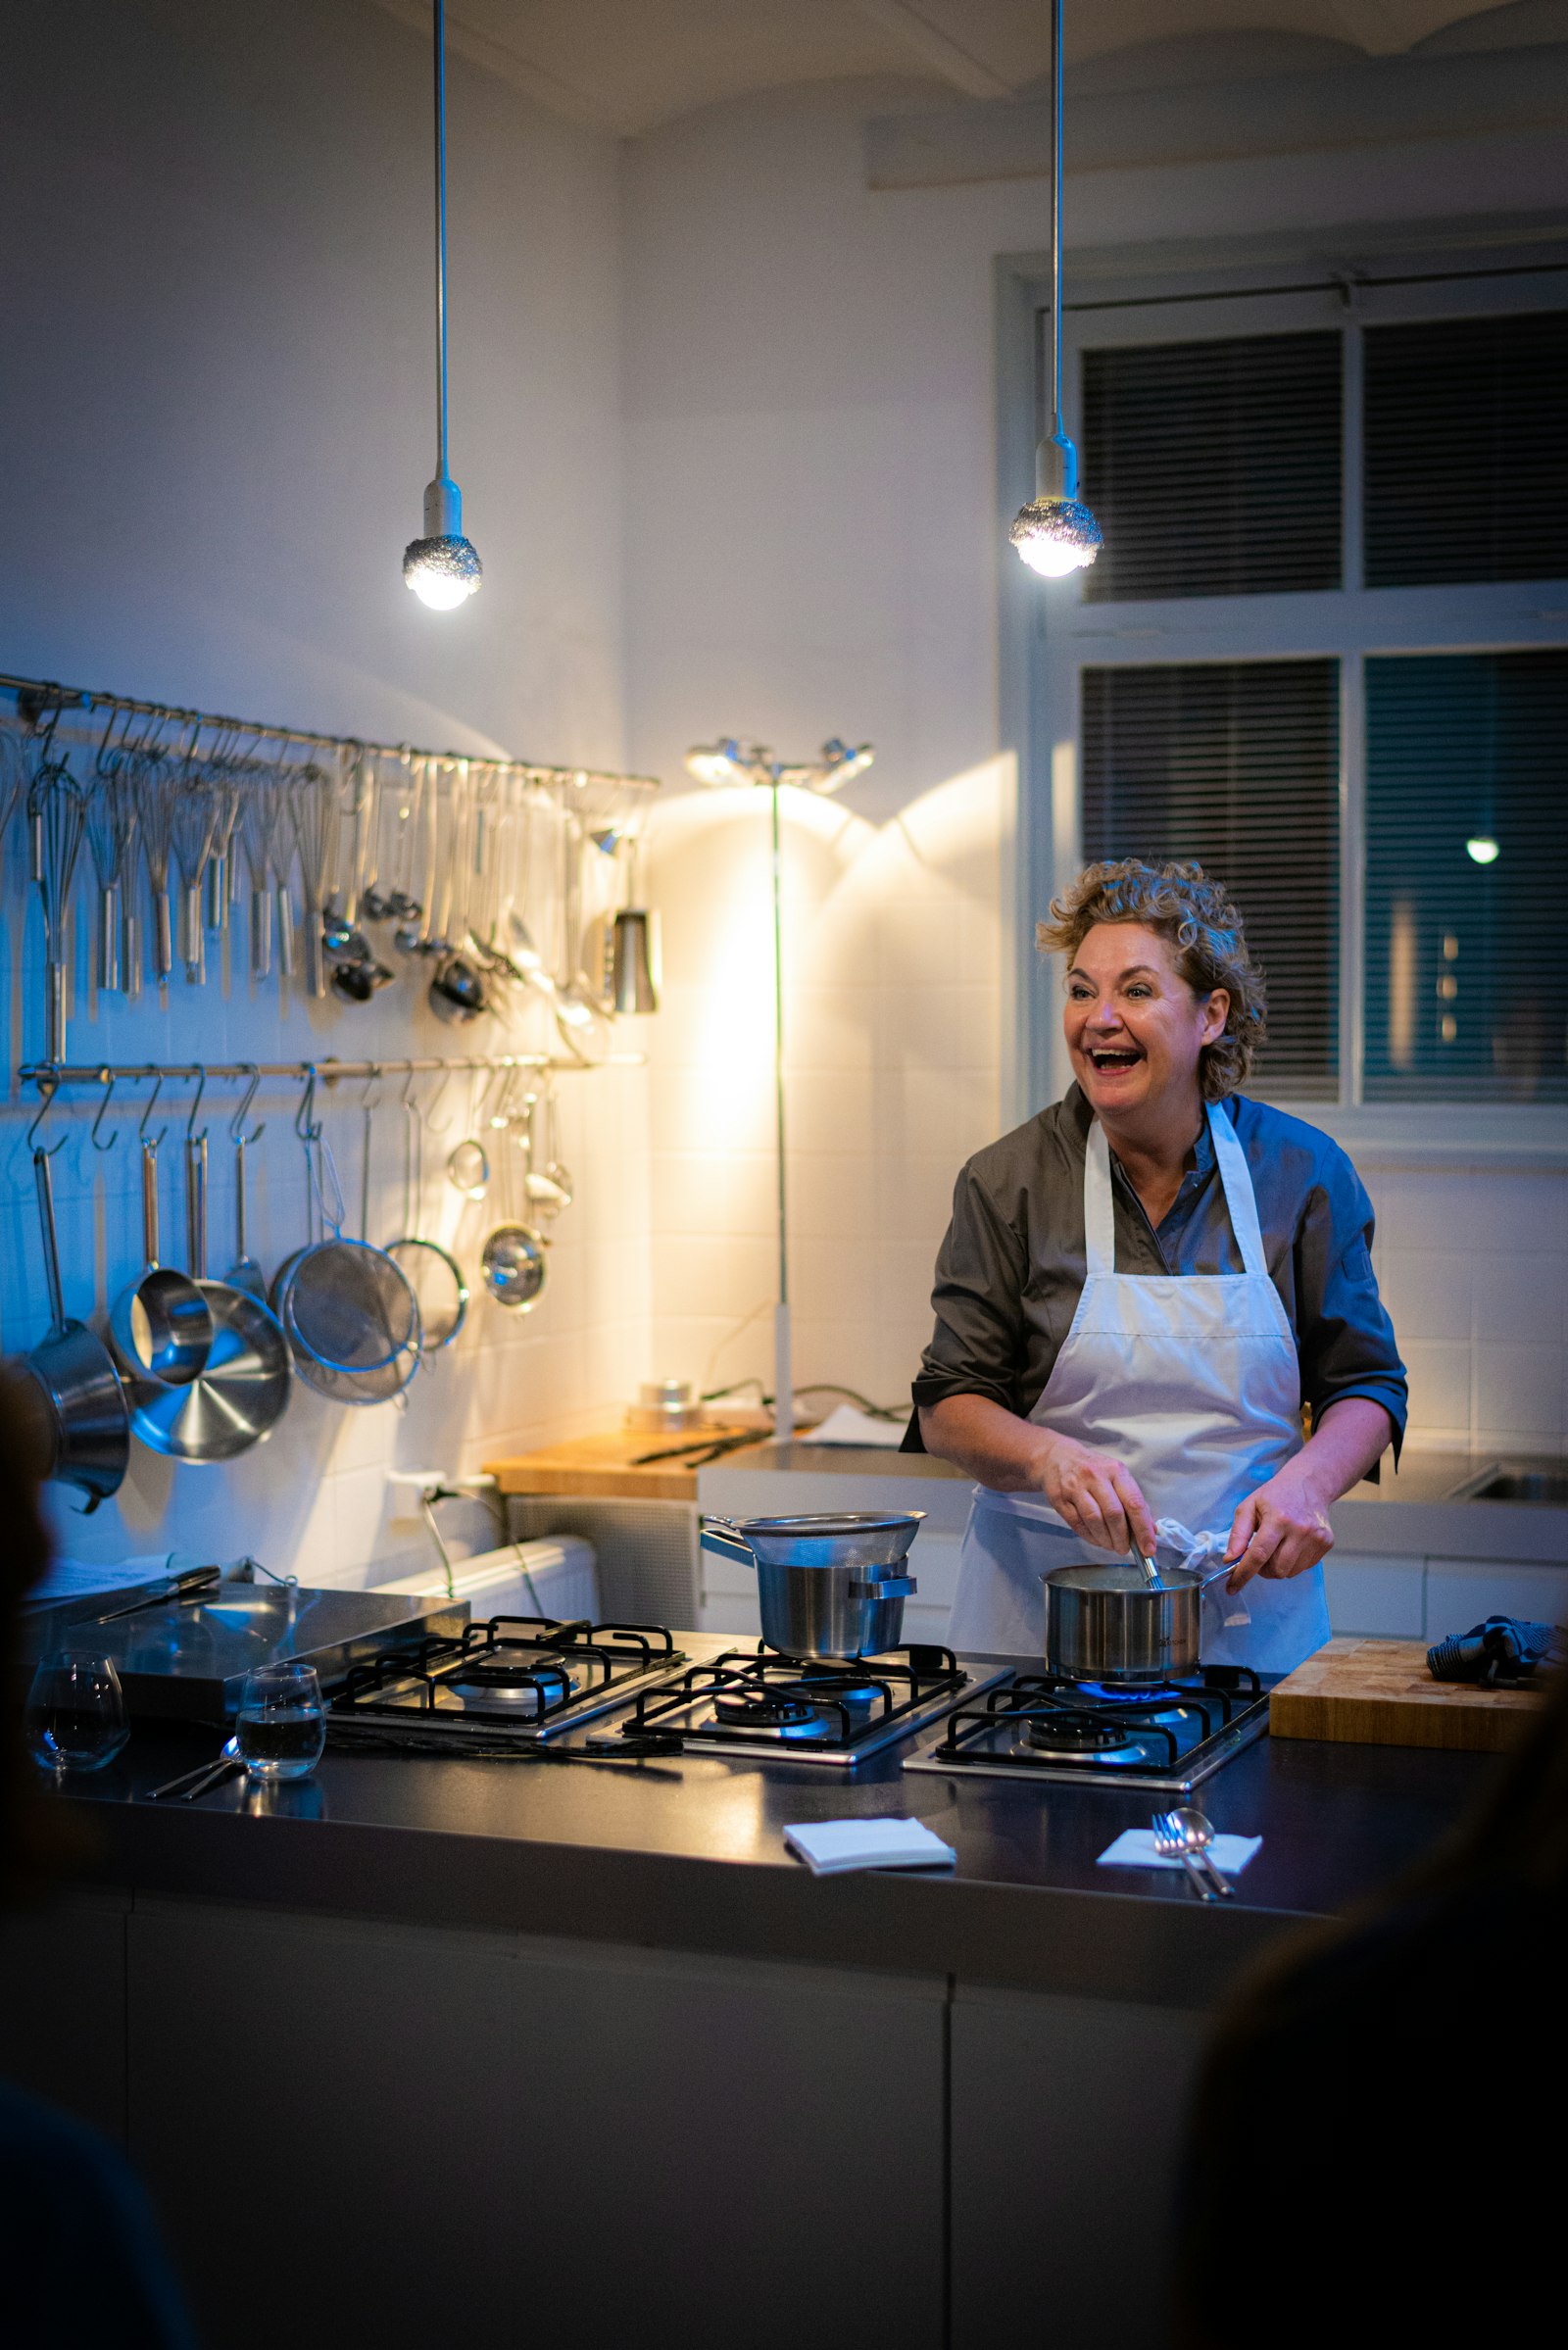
[1426,1557,1568,1637]
[1323,1551,1425,1637]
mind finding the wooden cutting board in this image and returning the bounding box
[1269,1637,1546,1752]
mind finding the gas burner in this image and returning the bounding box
[442,1659,572,1716]
[1023,1709,1138,1755]
[711,1689,831,1739]
[603,1645,1005,1769]
[906,1664,1276,1794]
[1069,1679,1185,1707]
[329,1616,687,1747]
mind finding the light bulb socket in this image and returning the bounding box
[1034,422,1080,503]
[423,472,465,537]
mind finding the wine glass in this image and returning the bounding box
[234,1661,325,1782]
[25,1652,130,1776]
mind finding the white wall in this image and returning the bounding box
[0,0,652,1581]
[623,71,1568,1449]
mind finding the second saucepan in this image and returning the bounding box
[699,1512,923,1661]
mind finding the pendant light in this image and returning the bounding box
[1009,0,1102,579]
[402,0,482,612]
[685,735,873,1437]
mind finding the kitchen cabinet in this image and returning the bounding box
[950,1987,1207,2350]
[0,1888,129,2145]
[125,1900,948,2350]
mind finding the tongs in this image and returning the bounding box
[97,1564,221,1623]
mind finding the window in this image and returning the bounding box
[1363,650,1568,1103]
[1081,661,1339,1099]
[1032,253,1568,1112]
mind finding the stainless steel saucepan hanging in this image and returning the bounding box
[125,1115,290,1463]
[22,1143,130,1511]
[699,1512,923,1661]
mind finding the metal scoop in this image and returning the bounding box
[108,1137,215,1387]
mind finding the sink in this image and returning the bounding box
[1446,1461,1568,1505]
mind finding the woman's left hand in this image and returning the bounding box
[1223,1461,1335,1591]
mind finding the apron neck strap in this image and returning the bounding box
[1083,1102,1268,1279]
[1206,1100,1269,1278]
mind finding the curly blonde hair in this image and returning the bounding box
[1037,858,1266,1102]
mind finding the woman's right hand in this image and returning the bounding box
[1031,1431,1157,1558]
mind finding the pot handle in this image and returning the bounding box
[848,1576,916,1600]
[699,1516,757,1569]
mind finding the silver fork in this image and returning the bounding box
[1152,1810,1221,1899]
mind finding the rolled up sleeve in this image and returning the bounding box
[1295,1155,1408,1463]
[910,1166,1028,1419]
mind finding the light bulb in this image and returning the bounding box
[1465,836,1500,865]
[1010,497,1102,576]
[403,533,482,610]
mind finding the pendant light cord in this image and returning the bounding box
[432,0,450,480]
[1050,0,1063,429]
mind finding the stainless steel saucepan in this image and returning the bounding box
[700,1511,923,1660]
[23,1146,130,1510]
[1043,1554,1231,1684]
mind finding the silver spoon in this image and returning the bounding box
[1152,1813,1215,1899]
[148,1738,241,1802]
[1162,1805,1234,1898]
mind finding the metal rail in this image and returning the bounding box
[17,1053,642,1089]
[0,668,659,795]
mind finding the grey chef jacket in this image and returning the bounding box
[908,1085,1407,1457]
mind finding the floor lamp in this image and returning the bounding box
[685,737,872,1436]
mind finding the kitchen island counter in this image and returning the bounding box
[58,1668,1491,2008]
[10,1664,1503,2350]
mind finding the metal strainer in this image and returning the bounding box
[384,1092,467,1353]
[277,1133,419,1376]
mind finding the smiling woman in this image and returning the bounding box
[913,857,1408,1669]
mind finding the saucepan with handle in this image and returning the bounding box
[699,1511,924,1660]
[1044,1547,1237,1685]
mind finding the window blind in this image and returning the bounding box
[1080,661,1340,1100]
[1363,649,1568,1103]
[1363,311,1568,587]
[1080,330,1342,603]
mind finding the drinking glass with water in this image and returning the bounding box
[25,1652,130,1776]
[235,1661,326,1781]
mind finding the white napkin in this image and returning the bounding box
[795,1403,906,1448]
[1098,1828,1262,1876]
[783,1818,957,1876]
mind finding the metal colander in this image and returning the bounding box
[278,1138,420,1376]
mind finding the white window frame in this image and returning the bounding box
[998,225,1568,1169]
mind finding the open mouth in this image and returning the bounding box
[1086,1048,1143,1073]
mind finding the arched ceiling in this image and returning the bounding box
[366,0,1567,134]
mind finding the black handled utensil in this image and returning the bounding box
[97,1564,220,1623]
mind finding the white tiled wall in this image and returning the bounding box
[1366,1167,1568,1456]
[646,758,1006,1416]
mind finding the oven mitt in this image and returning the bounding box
[1153,1519,1251,1631]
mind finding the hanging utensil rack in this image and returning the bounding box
[18,1053,638,1101]
[0,672,658,798]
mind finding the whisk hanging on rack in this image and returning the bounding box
[83,759,136,994]
[291,759,338,1000]
[30,758,88,1062]
[204,763,242,937]
[169,761,219,984]
[241,763,289,981]
[135,754,178,984]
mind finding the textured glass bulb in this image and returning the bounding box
[403,533,482,610]
[1010,497,1102,577]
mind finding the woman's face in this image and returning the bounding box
[1064,921,1229,1125]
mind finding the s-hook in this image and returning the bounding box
[229,1063,265,1149]
[185,1064,208,1147]
[26,1074,66,1156]
[89,1068,120,1152]
[138,1071,167,1148]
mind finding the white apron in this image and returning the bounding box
[948,1102,1330,1673]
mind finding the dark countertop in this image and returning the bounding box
[60,1657,1495,2010]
